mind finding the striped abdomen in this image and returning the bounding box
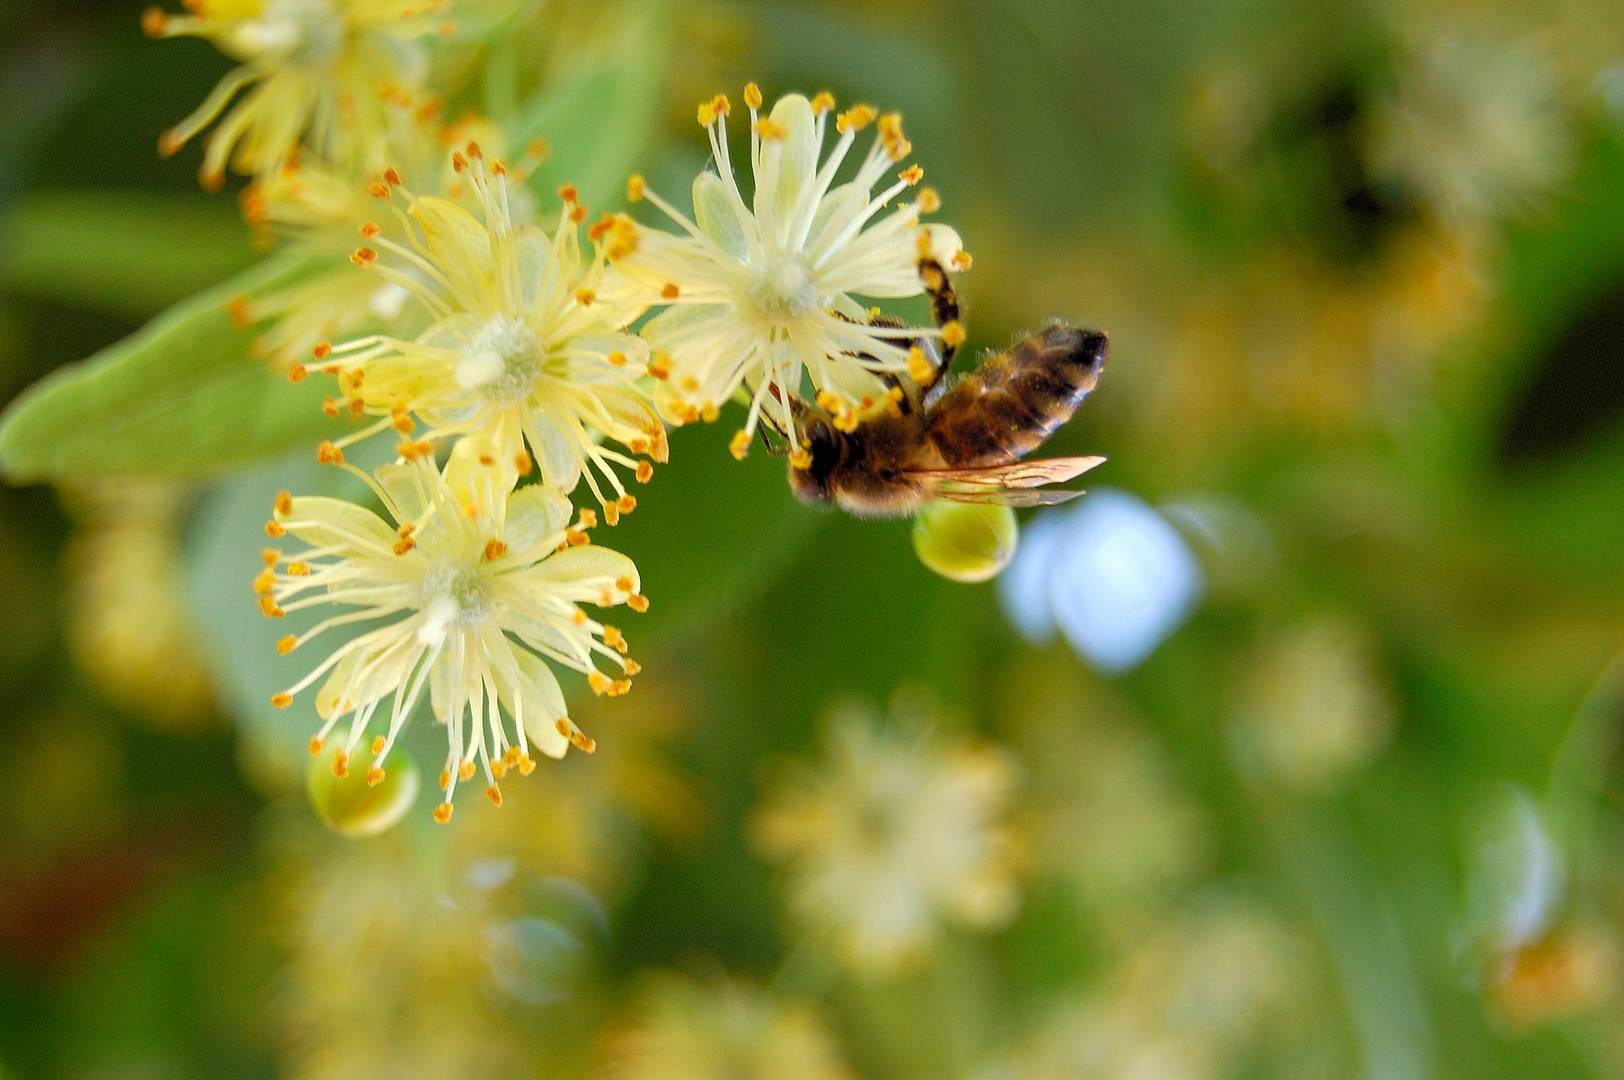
[925,324,1108,467]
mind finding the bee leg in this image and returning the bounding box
[916,255,962,391]
[757,414,790,457]
[852,312,914,415]
[748,379,793,456]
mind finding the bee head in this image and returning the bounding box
[787,410,842,504]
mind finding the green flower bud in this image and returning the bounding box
[912,500,1019,583]
[307,740,419,838]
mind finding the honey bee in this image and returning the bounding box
[778,259,1109,518]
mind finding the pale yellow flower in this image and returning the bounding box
[143,0,448,187]
[754,700,1022,973]
[259,455,647,822]
[310,148,667,516]
[272,823,538,1078]
[63,483,215,727]
[1370,33,1570,232]
[603,975,853,1080]
[614,86,967,448]
[236,111,545,367]
[1229,617,1393,793]
[981,896,1298,1080]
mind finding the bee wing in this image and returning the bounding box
[930,487,1088,508]
[908,455,1107,489]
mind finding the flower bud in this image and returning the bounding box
[912,500,1018,583]
[307,742,419,838]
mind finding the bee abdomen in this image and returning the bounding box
[928,324,1108,466]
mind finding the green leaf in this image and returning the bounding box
[0,253,360,485]
[514,0,672,208]
[0,190,257,317]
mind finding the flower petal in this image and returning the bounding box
[529,545,639,593]
[409,196,493,302]
[524,410,583,494]
[503,484,572,554]
[507,648,570,759]
[693,172,750,261]
[754,94,818,246]
[284,495,398,554]
[512,223,561,314]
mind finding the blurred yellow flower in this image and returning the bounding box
[1370,33,1571,233]
[261,456,645,821]
[1000,658,1210,922]
[143,0,448,186]
[983,895,1298,1080]
[63,483,215,727]
[1487,923,1617,1032]
[602,975,853,1080]
[754,699,1023,974]
[615,86,965,444]
[1229,617,1393,793]
[312,149,666,514]
[271,826,533,1078]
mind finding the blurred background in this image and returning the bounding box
[2,0,1624,1076]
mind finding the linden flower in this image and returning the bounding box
[311,148,667,517]
[235,116,547,366]
[615,84,969,453]
[142,0,446,188]
[753,703,1022,973]
[604,976,853,1080]
[258,456,648,822]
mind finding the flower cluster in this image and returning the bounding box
[148,1,972,822]
[143,0,449,188]
[754,701,1023,972]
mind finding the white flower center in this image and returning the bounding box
[457,316,544,403]
[417,564,491,645]
[744,253,820,324]
[236,0,345,67]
